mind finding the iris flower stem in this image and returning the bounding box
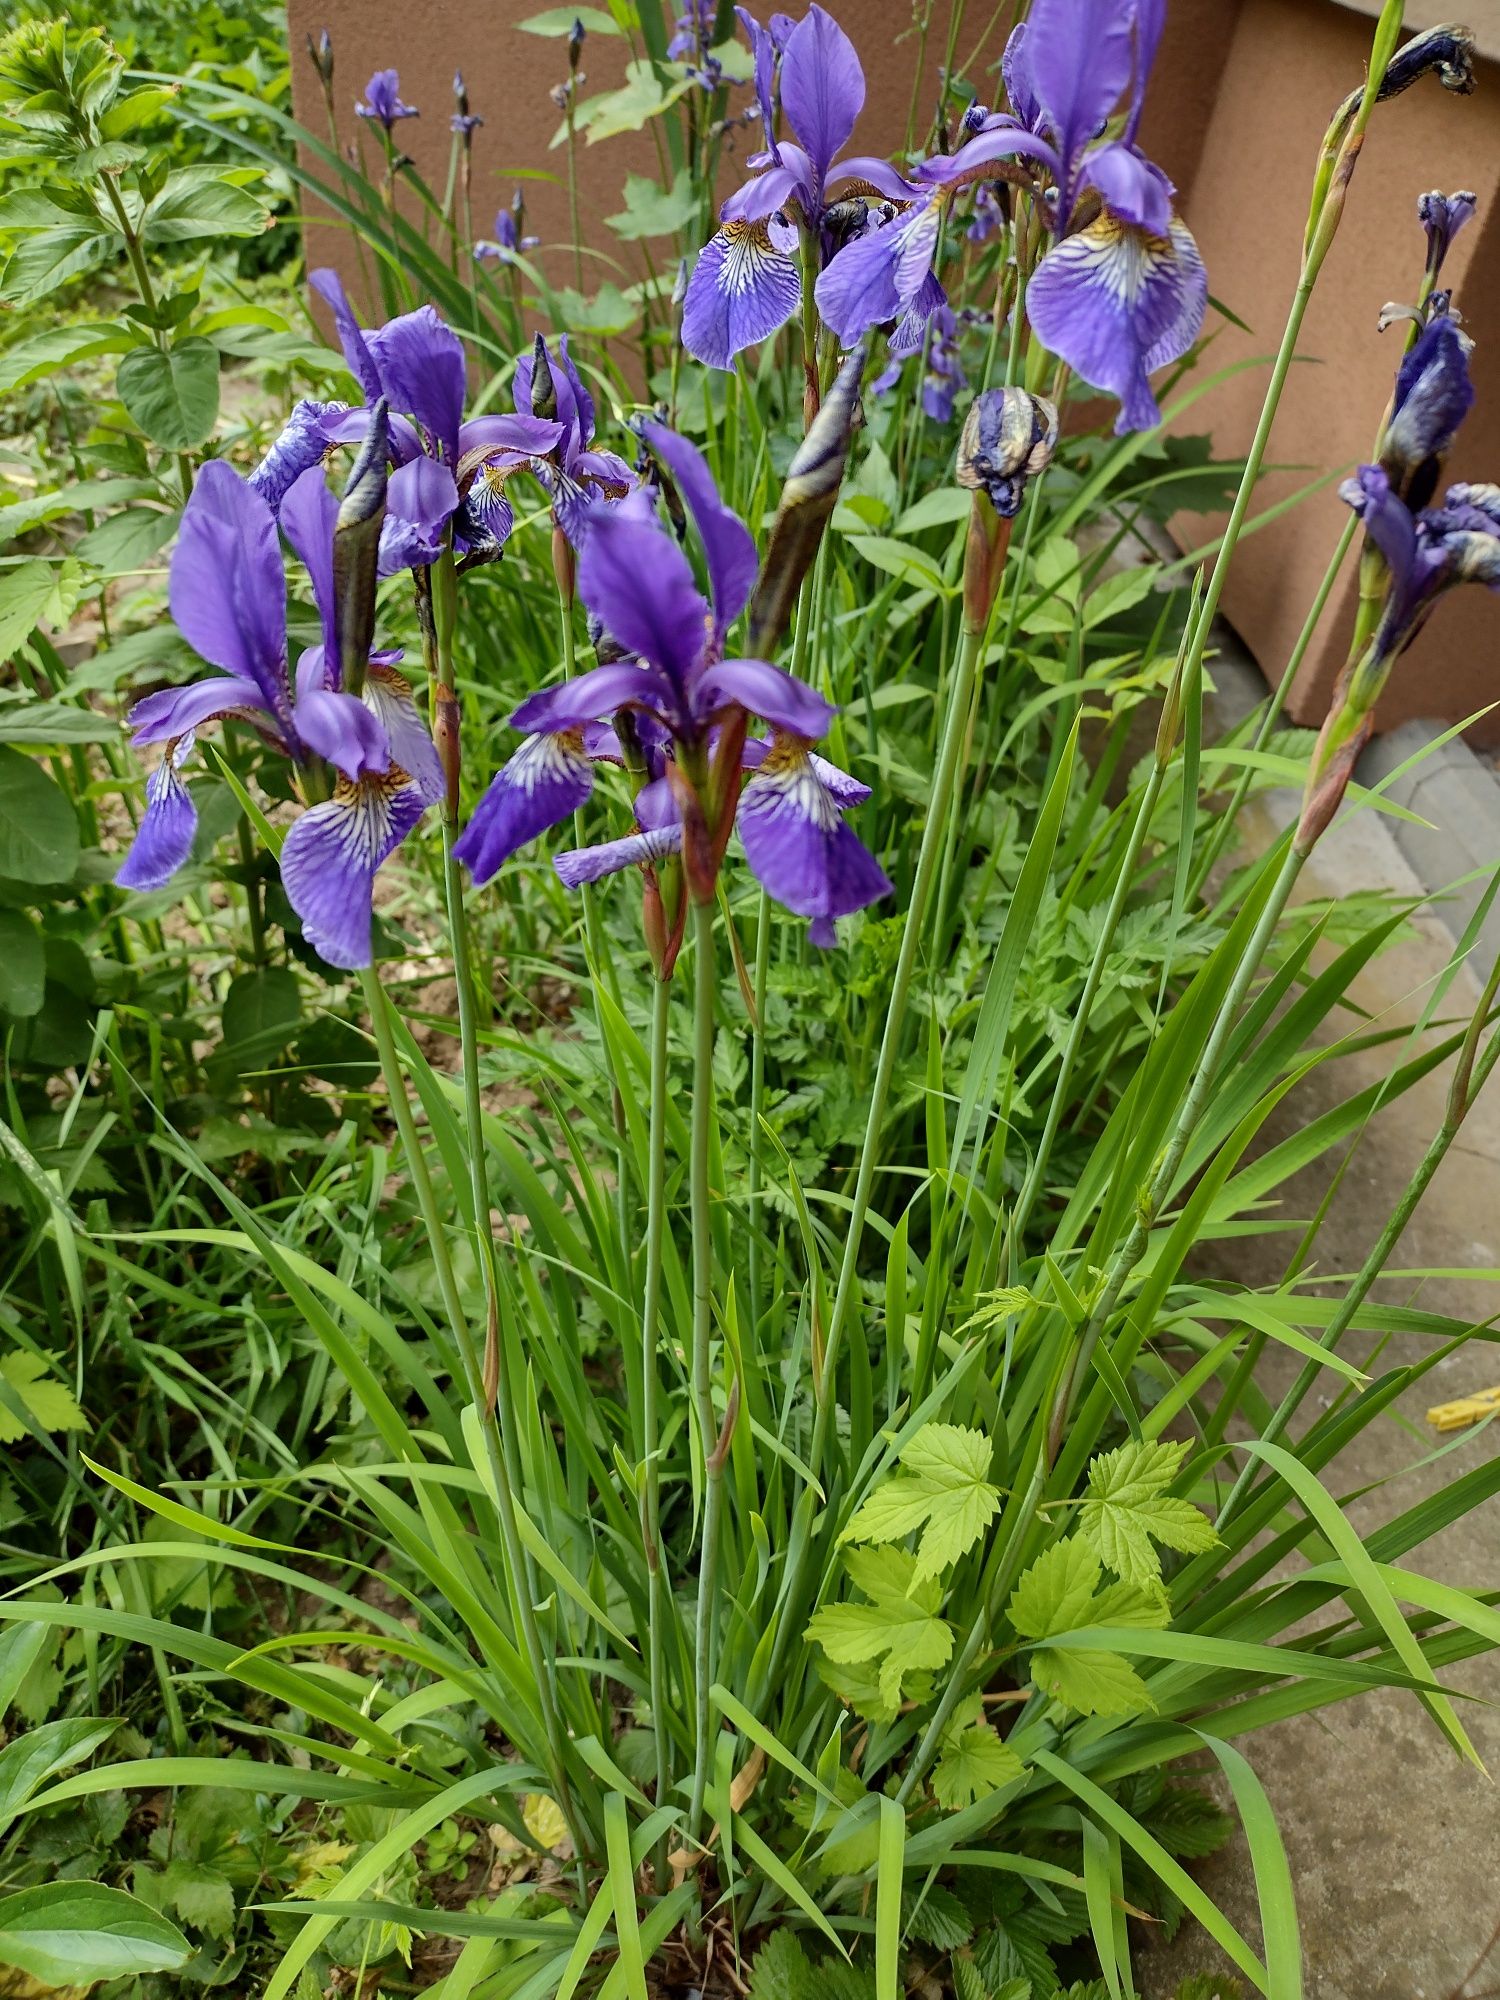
[811,618,988,1478]
[746,888,771,1331]
[357,966,580,1844]
[642,969,675,1887]
[688,898,723,1844]
[96,175,193,508]
[1217,934,1500,1529]
[565,95,584,293]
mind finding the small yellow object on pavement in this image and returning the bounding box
[1426,1386,1500,1432]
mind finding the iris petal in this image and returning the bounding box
[736,736,891,943]
[555,822,683,888]
[116,748,198,892]
[281,771,428,969]
[1026,212,1206,433]
[683,221,802,370]
[453,731,595,886]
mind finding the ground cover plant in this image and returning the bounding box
[0,0,1498,1993]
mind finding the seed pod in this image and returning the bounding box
[333,398,389,699]
[956,387,1059,520]
[432,682,461,821]
[747,339,868,658]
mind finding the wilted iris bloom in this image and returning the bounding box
[682,4,915,368]
[454,422,889,944]
[254,272,565,574]
[356,68,418,131]
[1342,465,1500,662]
[819,0,1206,434]
[116,452,442,969]
[1419,188,1477,281]
[1380,310,1475,507]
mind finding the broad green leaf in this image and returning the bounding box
[0,700,123,746]
[220,966,302,1057]
[0,747,79,884]
[117,338,220,450]
[74,505,179,573]
[605,168,696,240]
[1008,1537,1166,1717]
[0,1718,114,1835]
[807,1546,953,1708]
[1077,1439,1220,1586]
[142,171,271,243]
[570,63,694,145]
[0,909,45,1018]
[931,1697,1024,1809]
[0,562,59,659]
[1084,564,1159,628]
[0,1354,87,1442]
[0,225,111,306]
[549,282,640,334]
[0,322,138,395]
[0,1882,189,1982]
[895,489,973,534]
[842,1422,1000,1579]
[519,5,623,30]
[846,534,948,593]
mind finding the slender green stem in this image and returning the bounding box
[687,899,723,1843]
[746,889,772,1334]
[1003,759,1167,1267]
[1217,943,1500,1528]
[357,966,579,1839]
[642,970,674,1883]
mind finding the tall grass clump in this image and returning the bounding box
[0,1,1498,1994]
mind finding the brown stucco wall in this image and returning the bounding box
[285,0,1500,737]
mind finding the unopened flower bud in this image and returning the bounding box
[307,28,334,87]
[748,340,868,657]
[529,333,557,421]
[957,387,1058,518]
[569,16,586,69]
[1418,188,1477,281]
[334,398,389,697]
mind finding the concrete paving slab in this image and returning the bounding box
[1136,663,1500,2000]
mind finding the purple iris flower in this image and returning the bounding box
[1381,310,1475,506]
[356,69,418,132]
[818,0,1206,434]
[259,271,566,574]
[115,452,443,970]
[454,421,890,944]
[682,4,916,369]
[507,334,637,546]
[476,193,539,265]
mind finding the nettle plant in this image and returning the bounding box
[2,1,1500,1996]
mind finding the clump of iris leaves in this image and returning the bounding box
[0,2,1496,1998]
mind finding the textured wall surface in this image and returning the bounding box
[285,0,1500,734]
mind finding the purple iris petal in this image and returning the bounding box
[1341,464,1417,597]
[366,306,467,464]
[127,674,269,746]
[509,662,670,736]
[364,663,444,805]
[379,455,460,576]
[1023,0,1136,189]
[736,4,781,157]
[281,465,340,655]
[293,650,393,781]
[459,413,566,459]
[1027,212,1206,433]
[888,269,947,359]
[1078,142,1173,234]
[453,731,595,886]
[779,4,864,185]
[682,221,802,369]
[310,268,384,405]
[815,190,943,342]
[722,154,813,223]
[736,735,891,944]
[744,735,871,806]
[281,772,427,969]
[1384,314,1475,490]
[555,822,683,888]
[575,498,710,693]
[1001,21,1042,128]
[250,400,337,512]
[696,657,835,737]
[829,154,923,202]
[641,420,758,635]
[356,69,419,130]
[170,462,289,723]
[116,751,198,891]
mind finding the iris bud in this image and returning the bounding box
[306,28,333,87]
[333,398,389,699]
[748,340,868,658]
[529,332,557,421]
[568,16,586,69]
[1419,188,1477,281]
